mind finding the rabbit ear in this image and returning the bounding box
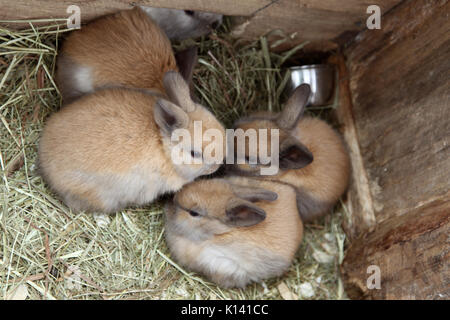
[279,138,313,170]
[163,71,196,112]
[154,99,189,135]
[230,185,278,202]
[277,84,311,129]
[175,46,198,85]
[225,198,266,227]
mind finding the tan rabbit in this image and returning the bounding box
[229,84,351,222]
[165,176,303,288]
[57,7,197,103]
[38,71,225,213]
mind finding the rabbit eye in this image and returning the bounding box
[188,209,200,217]
[184,10,195,16]
[191,150,202,159]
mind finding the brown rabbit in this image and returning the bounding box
[56,7,199,103]
[229,84,351,222]
[38,71,225,213]
[165,176,303,288]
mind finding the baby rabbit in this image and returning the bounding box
[139,6,223,41]
[229,84,350,223]
[56,7,197,103]
[165,176,303,288]
[38,71,225,213]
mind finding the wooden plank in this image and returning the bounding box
[328,54,377,240]
[0,0,403,52]
[230,0,403,51]
[345,0,450,225]
[0,0,268,26]
[341,198,450,299]
[341,0,450,299]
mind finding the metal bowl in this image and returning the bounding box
[285,64,335,106]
